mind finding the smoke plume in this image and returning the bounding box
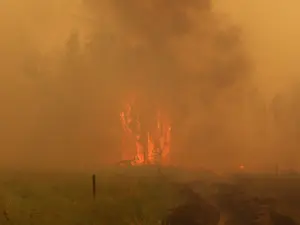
[83,0,252,170]
[0,0,299,172]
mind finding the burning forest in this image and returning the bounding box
[1,0,300,224]
[120,94,171,165]
[1,0,282,170]
[83,0,252,169]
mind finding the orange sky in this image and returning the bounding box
[0,0,299,171]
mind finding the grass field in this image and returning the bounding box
[0,166,206,225]
[0,167,299,225]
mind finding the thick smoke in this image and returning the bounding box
[1,0,299,172]
[82,0,253,170]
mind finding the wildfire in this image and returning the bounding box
[120,96,171,166]
[239,164,245,170]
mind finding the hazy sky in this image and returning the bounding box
[215,0,300,96]
[1,0,297,94]
[0,0,299,172]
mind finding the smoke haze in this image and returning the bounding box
[0,0,299,172]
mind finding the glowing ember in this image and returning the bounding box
[239,164,245,170]
[120,96,171,165]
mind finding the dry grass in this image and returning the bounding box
[0,168,299,225]
[0,168,182,225]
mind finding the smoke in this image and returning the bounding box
[214,0,300,171]
[83,0,253,170]
[0,0,88,170]
[0,0,299,172]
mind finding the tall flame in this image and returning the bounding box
[120,96,171,165]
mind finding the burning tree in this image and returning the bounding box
[120,94,171,165]
[82,0,252,168]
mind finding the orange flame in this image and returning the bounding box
[120,97,171,165]
[239,164,245,170]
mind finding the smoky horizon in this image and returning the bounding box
[0,0,300,172]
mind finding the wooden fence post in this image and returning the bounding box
[92,174,96,200]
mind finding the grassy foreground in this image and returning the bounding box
[0,167,299,225]
[0,166,220,225]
